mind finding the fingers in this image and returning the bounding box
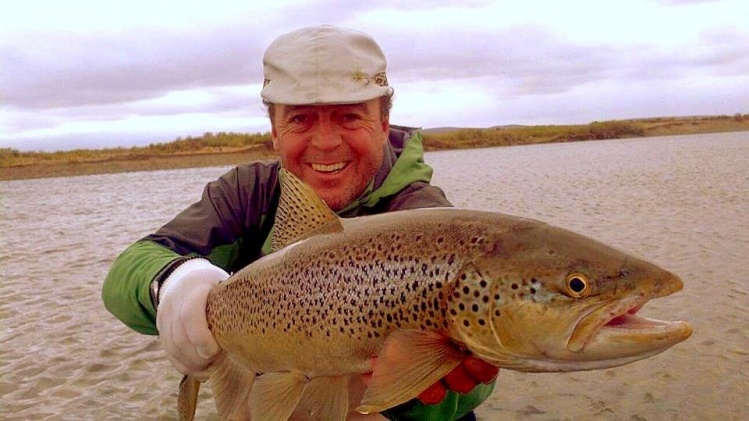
[443,364,475,394]
[417,381,447,405]
[181,283,220,360]
[159,297,210,376]
[416,356,500,405]
[156,265,226,377]
[463,356,499,384]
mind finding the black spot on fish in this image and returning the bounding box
[471,304,479,312]
[463,320,470,327]
[511,283,519,290]
[459,303,465,311]
[478,319,486,326]
[462,286,470,294]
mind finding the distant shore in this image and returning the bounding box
[2,114,748,181]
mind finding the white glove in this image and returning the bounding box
[156,258,229,379]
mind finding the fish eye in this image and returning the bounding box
[564,272,591,298]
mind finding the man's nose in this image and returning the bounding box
[310,116,342,150]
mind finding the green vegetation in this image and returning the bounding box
[421,114,748,150]
[0,131,273,168]
[2,115,748,181]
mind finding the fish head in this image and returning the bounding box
[446,218,692,372]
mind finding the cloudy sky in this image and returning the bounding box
[2,0,747,151]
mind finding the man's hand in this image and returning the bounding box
[417,356,499,405]
[155,258,229,379]
[363,355,499,405]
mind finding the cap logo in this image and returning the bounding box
[373,72,389,87]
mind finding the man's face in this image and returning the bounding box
[271,98,389,211]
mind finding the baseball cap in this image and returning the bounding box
[261,25,394,105]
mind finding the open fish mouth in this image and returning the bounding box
[569,296,692,360]
[603,305,663,328]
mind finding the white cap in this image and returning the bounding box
[261,25,394,105]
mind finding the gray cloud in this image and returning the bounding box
[2,1,747,151]
[2,24,267,110]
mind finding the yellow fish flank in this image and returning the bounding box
[177,170,692,420]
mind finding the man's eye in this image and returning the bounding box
[341,114,361,122]
[290,115,308,124]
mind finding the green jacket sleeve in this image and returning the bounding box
[101,162,281,334]
[102,241,184,335]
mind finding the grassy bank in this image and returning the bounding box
[2,114,748,181]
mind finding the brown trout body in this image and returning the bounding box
[179,170,692,420]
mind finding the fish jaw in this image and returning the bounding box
[561,270,693,369]
[494,269,691,372]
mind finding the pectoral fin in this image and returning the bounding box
[249,371,307,421]
[358,329,465,414]
[208,353,255,420]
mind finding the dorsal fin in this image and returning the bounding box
[272,169,344,252]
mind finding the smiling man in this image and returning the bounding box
[271,101,388,212]
[103,25,497,420]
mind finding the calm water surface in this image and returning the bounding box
[1,132,747,420]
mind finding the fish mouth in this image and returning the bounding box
[568,278,692,361]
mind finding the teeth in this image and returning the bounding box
[311,162,346,173]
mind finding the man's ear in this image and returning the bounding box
[270,124,279,150]
[380,118,390,142]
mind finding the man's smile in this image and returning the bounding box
[310,162,348,173]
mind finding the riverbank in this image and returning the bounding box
[2,114,748,181]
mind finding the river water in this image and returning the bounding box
[1,132,747,420]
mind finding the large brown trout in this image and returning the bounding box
[178,170,692,420]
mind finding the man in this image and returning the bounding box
[103,25,497,420]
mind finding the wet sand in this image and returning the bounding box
[1,132,747,419]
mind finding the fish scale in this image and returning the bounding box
[178,170,692,420]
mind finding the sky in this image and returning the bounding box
[1,0,747,151]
